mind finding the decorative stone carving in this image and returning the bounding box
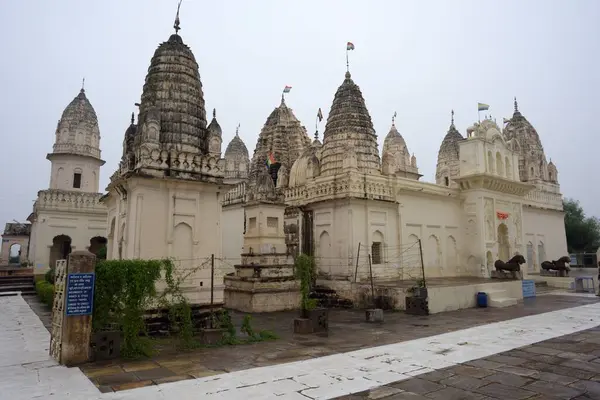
[223,126,250,185]
[512,203,522,244]
[320,72,381,176]
[249,97,311,185]
[277,164,289,188]
[503,99,551,183]
[484,198,494,241]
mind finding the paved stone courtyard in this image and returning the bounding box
[335,328,600,399]
[24,292,600,392]
[3,292,600,399]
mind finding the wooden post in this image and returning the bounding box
[354,243,361,282]
[418,239,426,287]
[210,254,215,329]
[368,254,375,307]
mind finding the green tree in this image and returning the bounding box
[563,198,600,253]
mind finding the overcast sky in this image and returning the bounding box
[1,0,598,226]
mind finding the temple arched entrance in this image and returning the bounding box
[497,223,510,262]
[9,243,22,264]
[89,236,108,259]
[50,235,72,270]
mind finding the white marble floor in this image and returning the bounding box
[2,294,600,400]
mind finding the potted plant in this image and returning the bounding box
[294,255,328,334]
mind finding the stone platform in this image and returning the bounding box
[318,277,523,314]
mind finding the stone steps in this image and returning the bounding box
[310,286,354,309]
[0,275,35,296]
[485,288,518,308]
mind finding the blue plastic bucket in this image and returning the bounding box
[476,292,488,308]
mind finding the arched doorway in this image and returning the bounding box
[9,243,22,264]
[497,224,510,262]
[89,236,108,259]
[50,235,72,270]
[318,231,331,275]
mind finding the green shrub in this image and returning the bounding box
[295,254,317,316]
[36,281,54,306]
[44,268,55,284]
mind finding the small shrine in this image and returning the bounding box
[223,168,300,312]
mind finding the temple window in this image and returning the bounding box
[444,177,449,186]
[371,242,383,264]
[73,170,82,189]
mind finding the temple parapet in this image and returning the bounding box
[116,148,224,183]
[222,182,247,206]
[35,190,105,213]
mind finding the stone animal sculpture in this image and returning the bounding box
[541,256,571,273]
[494,254,526,272]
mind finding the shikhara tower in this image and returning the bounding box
[103,11,226,304]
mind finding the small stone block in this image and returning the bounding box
[540,270,559,277]
[365,308,384,323]
[293,318,313,334]
[200,328,225,345]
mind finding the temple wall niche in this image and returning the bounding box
[221,204,245,266]
[522,207,568,273]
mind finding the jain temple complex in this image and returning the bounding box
[24,17,567,311]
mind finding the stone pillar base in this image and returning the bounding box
[224,277,300,313]
[366,308,384,323]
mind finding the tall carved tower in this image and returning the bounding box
[27,86,108,277]
[104,12,226,305]
[48,87,105,192]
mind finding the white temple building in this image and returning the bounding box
[27,88,108,275]
[221,73,567,292]
[23,12,568,310]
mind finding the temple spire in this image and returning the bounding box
[174,0,182,34]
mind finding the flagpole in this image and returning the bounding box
[346,49,349,72]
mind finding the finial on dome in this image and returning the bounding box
[392,111,397,126]
[174,0,182,34]
[451,109,455,127]
[345,71,351,79]
[130,112,134,125]
[81,77,85,92]
[236,123,240,137]
[280,93,286,106]
[514,96,519,112]
[314,129,319,141]
[213,108,216,119]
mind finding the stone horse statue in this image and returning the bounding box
[541,256,571,274]
[494,255,526,272]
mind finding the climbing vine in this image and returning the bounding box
[93,259,165,357]
[93,257,278,358]
[295,254,317,317]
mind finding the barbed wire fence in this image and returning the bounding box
[158,237,427,314]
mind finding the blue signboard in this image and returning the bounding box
[522,279,536,298]
[65,273,95,316]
